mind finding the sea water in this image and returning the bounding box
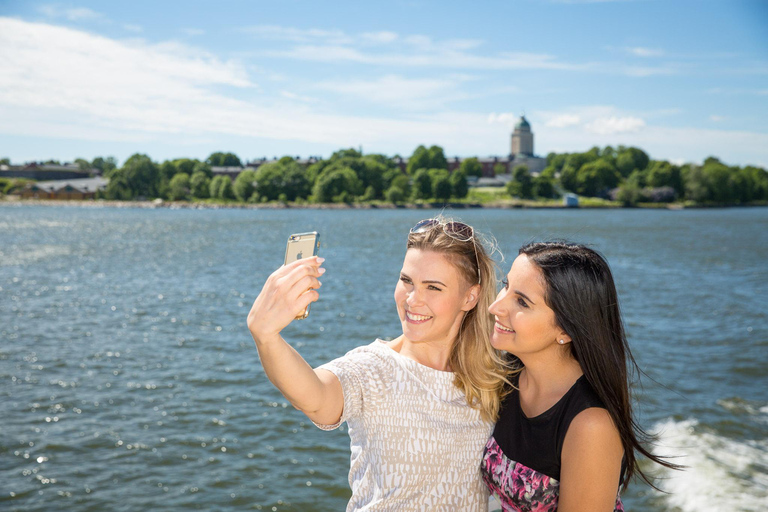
[1,205,766,511]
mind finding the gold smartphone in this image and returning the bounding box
[284,232,321,320]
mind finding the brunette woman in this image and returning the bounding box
[482,241,678,511]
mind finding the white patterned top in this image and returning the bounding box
[315,339,493,512]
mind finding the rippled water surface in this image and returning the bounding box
[1,205,766,511]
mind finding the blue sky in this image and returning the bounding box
[1,0,767,167]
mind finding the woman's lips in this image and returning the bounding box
[405,310,432,324]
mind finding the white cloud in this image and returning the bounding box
[709,115,726,122]
[280,91,317,103]
[181,28,206,37]
[241,25,353,45]
[247,24,582,72]
[585,116,645,134]
[625,47,664,58]
[622,65,678,77]
[267,44,584,71]
[546,114,581,128]
[360,31,398,44]
[38,5,105,21]
[123,24,142,33]
[314,75,472,110]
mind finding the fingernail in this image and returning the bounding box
[318,267,326,274]
[316,257,325,263]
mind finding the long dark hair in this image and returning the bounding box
[519,241,680,490]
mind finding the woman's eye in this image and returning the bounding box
[501,278,509,290]
[428,285,442,291]
[400,276,412,284]
[517,297,529,308]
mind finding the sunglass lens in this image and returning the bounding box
[444,222,473,241]
[410,219,439,233]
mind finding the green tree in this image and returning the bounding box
[190,171,210,198]
[0,157,10,165]
[701,159,736,203]
[507,165,533,199]
[575,159,620,197]
[192,161,213,178]
[616,146,650,177]
[533,175,556,199]
[74,158,91,171]
[312,167,362,203]
[172,158,198,176]
[559,164,578,193]
[647,161,683,196]
[683,165,708,203]
[459,157,484,178]
[385,186,405,204]
[615,181,643,206]
[449,169,469,199]
[233,170,257,202]
[432,174,452,202]
[547,152,567,172]
[105,170,133,200]
[493,162,507,176]
[742,166,768,201]
[119,153,161,198]
[159,161,176,182]
[206,152,242,167]
[411,169,433,200]
[255,161,311,201]
[385,170,411,198]
[92,156,117,174]
[209,175,234,200]
[169,173,191,200]
[407,145,431,175]
[540,165,557,180]
[427,145,448,170]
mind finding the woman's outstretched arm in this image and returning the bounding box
[247,256,344,426]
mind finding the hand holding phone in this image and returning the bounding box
[247,252,323,342]
[284,232,320,320]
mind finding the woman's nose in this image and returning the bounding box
[406,289,424,307]
[488,291,506,316]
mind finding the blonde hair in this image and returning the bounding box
[406,217,514,422]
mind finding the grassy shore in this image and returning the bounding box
[3,189,766,210]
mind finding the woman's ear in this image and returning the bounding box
[556,331,573,345]
[462,283,482,311]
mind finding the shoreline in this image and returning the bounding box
[1,196,766,210]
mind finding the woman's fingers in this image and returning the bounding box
[248,256,326,340]
[277,260,324,293]
[288,274,322,300]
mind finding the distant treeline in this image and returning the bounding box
[2,146,767,205]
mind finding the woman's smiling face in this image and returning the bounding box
[394,248,478,345]
[488,254,568,356]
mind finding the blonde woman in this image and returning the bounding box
[247,218,509,511]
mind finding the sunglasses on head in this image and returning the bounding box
[410,219,481,284]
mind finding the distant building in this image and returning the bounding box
[0,162,92,181]
[511,116,534,156]
[443,115,549,184]
[509,115,547,175]
[20,177,108,200]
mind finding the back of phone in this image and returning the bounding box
[284,232,320,319]
[284,232,320,265]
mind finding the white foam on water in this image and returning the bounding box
[650,418,768,511]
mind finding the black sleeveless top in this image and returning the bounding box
[481,374,625,511]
